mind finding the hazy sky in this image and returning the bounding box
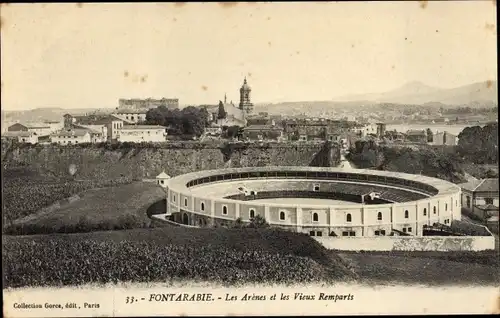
[1,2,497,110]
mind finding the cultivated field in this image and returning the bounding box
[2,227,354,288]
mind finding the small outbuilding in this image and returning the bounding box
[156,171,171,188]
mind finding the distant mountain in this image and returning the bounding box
[332,80,498,106]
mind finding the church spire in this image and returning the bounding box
[224,93,227,104]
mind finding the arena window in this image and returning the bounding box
[433,206,437,214]
[279,211,286,220]
[342,231,349,236]
[313,184,320,192]
[407,227,412,232]
[312,213,319,222]
[316,231,323,237]
[201,202,205,211]
[222,205,228,215]
[423,208,427,216]
[404,210,409,218]
[249,209,255,219]
[377,212,382,221]
[380,230,386,236]
[184,198,188,207]
[346,213,352,222]
[445,203,448,211]
[349,231,356,236]
[309,231,315,236]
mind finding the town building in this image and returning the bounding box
[351,123,378,138]
[405,130,428,143]
[116,125,168,143]
[242,125,284,141]
[50,129,93,145]
[1,131,39,144]
[433,131,458,146]
[459,178,499,221]
[204,123,223,136]
[63,114,125,141]
[7,123,52,136]
[112,108,148,124]
[43,121,64,133]
[118,98,179,110]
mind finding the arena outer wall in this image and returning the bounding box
[159,167,463,238]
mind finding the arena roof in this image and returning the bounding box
[166,166,461,199]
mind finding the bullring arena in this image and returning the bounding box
[156,166,464,238]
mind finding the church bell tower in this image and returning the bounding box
[239,77,254,114]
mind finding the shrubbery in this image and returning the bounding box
[347,140,468,183]
[2,227,350,288]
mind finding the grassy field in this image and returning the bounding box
[4,182,167,235]
[1,166,134,228]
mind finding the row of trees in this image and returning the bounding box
[145,106,210,137]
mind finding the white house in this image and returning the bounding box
[1,131,39,144]
[117,125,168,143]
[74,124,108,143]
[351,123,377,137]
[50,129,92,145]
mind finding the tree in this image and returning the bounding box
[145,108,165,126]
[247,215,269,228]
[145,106,209,137]
[458,123,498,164]
[226,125,240,139]
[217,101,227,119]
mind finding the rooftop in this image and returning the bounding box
[166,166,460,207]
[51,129,91,137]
[156,171,171,179]
[243,125,282,131]
[114,108,149,114]
[120,125,166,130]
[459,178,499,193]
[2,131,36,137]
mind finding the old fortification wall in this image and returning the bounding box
[1,141,341,180]
[314,235,495,252]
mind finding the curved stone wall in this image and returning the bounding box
[163,167,462,238]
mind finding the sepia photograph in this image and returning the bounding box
[1,1,498,316]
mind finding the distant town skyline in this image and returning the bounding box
[1,2,497,111]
